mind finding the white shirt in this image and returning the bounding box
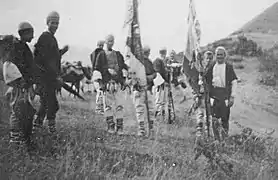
[212,62,226,87]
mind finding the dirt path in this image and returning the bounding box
[229,57,278,137]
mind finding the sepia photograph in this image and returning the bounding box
[0,0,278,179]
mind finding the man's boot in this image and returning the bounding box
[196,122,203,138]
[221,120,229,139]
[9,130,24,145]
[116,118,124,135]
[194,122,204,155]
[106,116,115,134]
[48,119,57,134]
[138,121,146,137]
[161,109,166,122]
[32,115,44,134]
[212,117,221,141]
[148,120,155,139]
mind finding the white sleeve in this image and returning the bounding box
[231,79,237,97]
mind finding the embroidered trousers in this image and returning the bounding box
[133,90,155,132]
[195,95,211,137]
[154,84,174,121]
[93,81,104,114]
[104,81,124,119]
[154,84,167,115]
[9,87,36,143]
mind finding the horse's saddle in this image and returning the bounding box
[62,63,83,76]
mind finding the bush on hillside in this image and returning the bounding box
[258,48,278,86]
[229,55,244,63]
[235,35,260,57]
[201,35,261,58]
[234,63,245,69]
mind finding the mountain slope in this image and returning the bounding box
[233,2,278,35]
[230,2,278,49]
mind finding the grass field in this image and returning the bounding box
[1,57,278,179]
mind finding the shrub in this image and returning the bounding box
[258,49,278,86]
[229,55,244,63]
[234,63,245,69]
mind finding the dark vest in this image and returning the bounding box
[205,62,237,100]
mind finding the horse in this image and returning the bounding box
[59,62,92,98]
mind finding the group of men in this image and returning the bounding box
[3,11,69,145]
[90,37,181,137]
[192,47,238,141]
[4,9,238,145]
[89,35,238,139]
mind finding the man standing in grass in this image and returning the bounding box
[3,22,36,145]
[33,11,69,134]
[92,34,128,135]
[128,45,156,137]
[91,40,105,115]
[153,47,170,121]
[205,46,238,139]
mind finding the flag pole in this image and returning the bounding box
[132,0,151,131]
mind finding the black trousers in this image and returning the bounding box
[35,83,59,125]
[210,87,231,132]
[211,99,230,132]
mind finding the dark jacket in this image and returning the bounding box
[205,61,238,99]
[34,31,63,84]
[10,39,35,87]
[153,57,169,83]
[90,47,103,72]
[144,57,156,91]
[94,49,128,85]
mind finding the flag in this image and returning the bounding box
[184,0,201,64]
[123,0,151,128]
[123,0,147,86]
[182,0,201,95]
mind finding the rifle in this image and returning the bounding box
[167,65,176,124]
[35,64,85,101]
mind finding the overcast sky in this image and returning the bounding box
[0,0,277,58]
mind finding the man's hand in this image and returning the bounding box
[125,78,132,86]
[122,69,128,77]
[60,45,69,55]
[56,76,64,87]
[228,96,235,107]
[63,45,69,52]
[164,82,170,87]
[194,96,199,104]
[146,73,156,82]
[108,68,117,76]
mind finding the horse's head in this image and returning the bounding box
[82,66,92,80]
[0,35,18,62]
[0,35,19,81]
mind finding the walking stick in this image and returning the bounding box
[197,54,210,138]
[203,77,210,138]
